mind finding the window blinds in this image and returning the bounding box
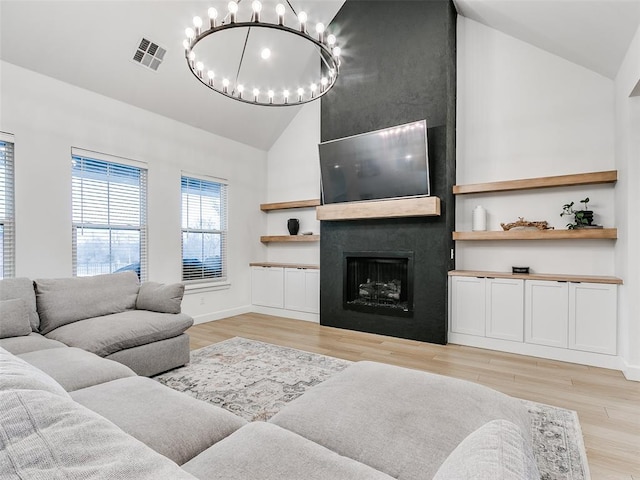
[0,138,15,278]
[181,175,228,282]
[72,154,147,280]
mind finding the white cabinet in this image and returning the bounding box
[486,278,524,342]
[251,266,284,308]
[284,268,320,314]
[450,273,618,361]
[451,276,524,340]
[450,276,485,336]
[569,282,617,355]
[525,280,569,348]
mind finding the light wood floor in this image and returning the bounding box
[188,313,640,480]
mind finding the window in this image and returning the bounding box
[72,150,147,280]
[181,175,227,283]
[0,134,15,278]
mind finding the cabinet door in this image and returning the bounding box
[525,280,568,348]
[284,268,320,313]
[569,283,617,355]
[451,276,486,336]
[486,278,524,342]
[251,267,284,308]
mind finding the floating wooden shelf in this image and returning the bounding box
[453,228,617,241]
[260,235,320,243]
[260,199,321,211]
[453,170,617,195]
[250,262,319,269]
[449,270,622,285]
[316,196,440,221]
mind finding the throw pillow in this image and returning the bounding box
[136,281,185,314]
[432,419,540,480]
[0,298,32,339]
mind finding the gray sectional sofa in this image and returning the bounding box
[0,271,193,376]
[0,272,541,479]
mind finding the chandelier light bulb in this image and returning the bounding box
[253,88,260,96]
[237,84,244,98]
[327,34,336,46]
[332,46,341,57]
[252,1,262,12]
[320,77,328,86]
[222,78,230,93]
[208,7,218,27]
[207,70,215,79]
[268,89,275,103]
[316,23,325,33]
[261,48,271,60]
[283,89,290,104]
[185,27,195,39]
[193,16,202,28]
[298,11,307,32]
[228,1,238,22]
[182,39,190,50]
[188,51,196,63]
[310,83,317,97]
[275,3,286,24]
[195,61,204,71]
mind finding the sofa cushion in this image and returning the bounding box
[35,271,139,334]
[270,361,532,480]
[45,310,194,357]
[0,332,67,355]
[136,281,185,314]
[433,420,540,480]
[0,277,39,331]
[0,347,69,398]
[183,422,395,480]
[0,299,32,338]
[71,376,246,465]
[18,347,136,392]
[0,388,197,480]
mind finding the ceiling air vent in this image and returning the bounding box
[132,38,166,72]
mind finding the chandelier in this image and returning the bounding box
[183,1,342,106]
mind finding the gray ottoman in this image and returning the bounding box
[270,361,532,480]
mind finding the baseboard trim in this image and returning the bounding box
[192,305,252,325]
[251,305,319,323]
[448,332,625,372]
[622,360,640,381]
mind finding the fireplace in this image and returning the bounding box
[344,252,414,317]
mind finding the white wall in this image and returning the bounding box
[614,23,640,380]
[456,17,616,276]
[264,102,321,266]
[0,60,267,324]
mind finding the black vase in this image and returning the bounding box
[287,218,300,235]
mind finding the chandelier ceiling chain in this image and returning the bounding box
[183,1,342,107]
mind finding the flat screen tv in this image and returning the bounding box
[319,120,430,204]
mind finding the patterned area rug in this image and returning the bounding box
[154,337,590,480]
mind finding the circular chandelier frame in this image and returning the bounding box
[184,3,341,107]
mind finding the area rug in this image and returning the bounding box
[154,337,590,480]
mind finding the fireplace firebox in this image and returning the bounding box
[343,252,414,317]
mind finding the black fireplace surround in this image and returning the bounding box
[319,0,456,345]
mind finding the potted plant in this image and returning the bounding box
[560,197,594,229]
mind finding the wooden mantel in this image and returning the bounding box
[316,196,441,221]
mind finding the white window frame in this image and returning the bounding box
[0,132,15,278]
[181,172,228,287]
[71,148,148,280]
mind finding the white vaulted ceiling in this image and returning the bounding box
[1,0,639,150]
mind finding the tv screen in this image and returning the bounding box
[319,120,430,204]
